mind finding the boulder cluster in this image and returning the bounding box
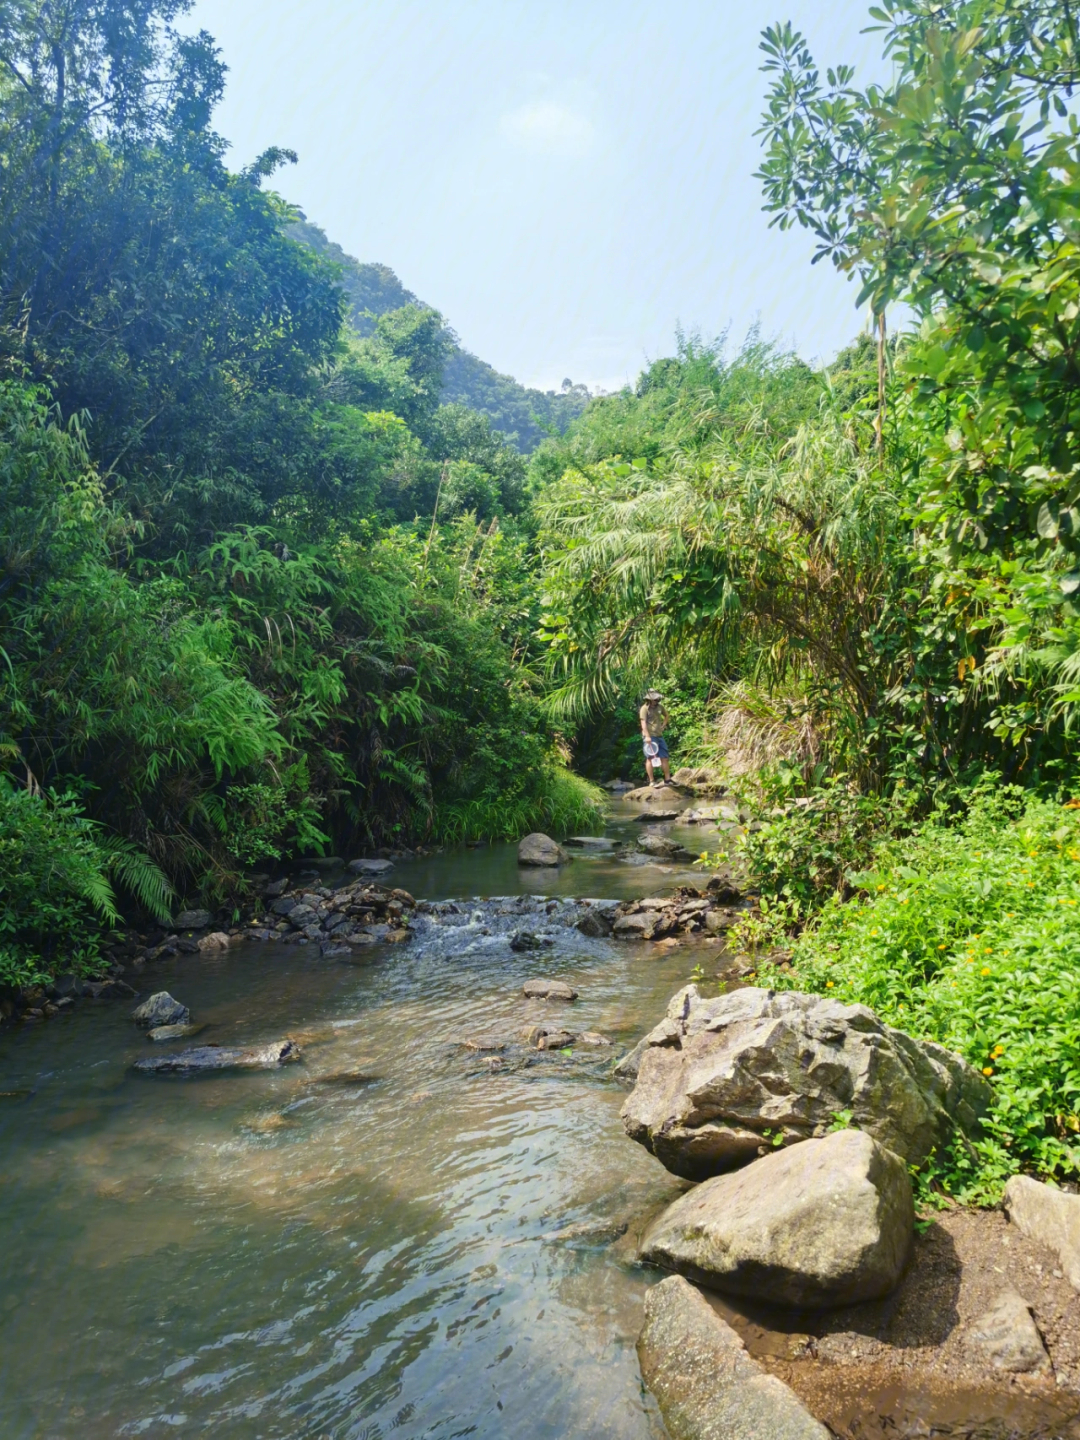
[245,879,417,952]
[605,886,743,941]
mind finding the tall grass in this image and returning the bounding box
[434,766,604,843]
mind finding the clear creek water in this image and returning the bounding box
[0,807,719,1438]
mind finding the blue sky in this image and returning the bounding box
[187,1,884,392]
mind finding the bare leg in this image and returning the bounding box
[661,757,672,782]
[644,757,654,784]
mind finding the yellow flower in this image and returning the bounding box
[876,884,886,891]
[826,981,834,988]
[938,943,947,950]
[981,966,991,976]
[984,947,992,954]
[870,927,879,936]
[992,1045,1004,1058]
[983,1066,994,1076]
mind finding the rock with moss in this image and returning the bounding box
[622,985,990,1179]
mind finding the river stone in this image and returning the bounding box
[517,832,568,866]
[148,1023,202,1042]
[638,1275,830,1440]
[637,833,682,858]
[640,1129,913,1307]
[509,929,554,952]
[348,857,394,875]
[197,931,231,951]
[967,1287,1050,1372]
[538,1030,576,1050]
[132,991,190,1028]
[175,909,211,930]
[522,978,577,1001]
[565,836,617,850]
[1004,1175,1080,1291]
[636,809,680,822]
[133,1040,301,1074]
[613,912,657,940]
[622,985,991,1179]
[576,908,614,938]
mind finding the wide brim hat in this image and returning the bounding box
[644,689,662,700]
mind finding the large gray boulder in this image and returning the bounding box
[132,992,190,1028]
[517,833,568,866]
[622,985,990,1179]
[640,1129,913,1307]
[637,1275,830,1440]
[1004,1175,1080,1291]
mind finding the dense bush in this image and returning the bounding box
[753,787,1080,1200]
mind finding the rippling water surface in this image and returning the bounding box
[0,823,717,1438]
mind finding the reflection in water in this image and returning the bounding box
[0,843,712,1437]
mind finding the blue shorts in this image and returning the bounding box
[644,735,669,760]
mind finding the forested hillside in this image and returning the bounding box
[289,217,591,450]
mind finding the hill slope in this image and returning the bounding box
[288,218,590,451]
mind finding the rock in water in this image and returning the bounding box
[131,992,190,1028]
[148,1023,202,1042]
[576,908,613,938]
[640,1129,913,1307]
[522,978,578,1001]
[197,931,231,951]
[348,858,395,875]
[637,833,682,858]
[517,833,568,867]
[509,930,553,952]
[1004,1175,1080,1291]
[637,1275,830,1440]
[968,1288,1050,1372]
[133,1040,301,1074]
[622,985,990,1179]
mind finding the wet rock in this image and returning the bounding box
[271,896,297,916]
[262,877,290,898]
[640,1129,913,1307]
[637,833,683,858]
[509,929,554,952]
[565,835,617,850]
[522,978,578,1001]
[968,1287,1050,1373]
[84,978,136,999]
[1004,1175,1080,1290]
[637,1275,830,1440]
[604,778,635,791]
[132,992,190,1028]
[175,909,212,929]
[613,912,657,940]
[175,937,200,954]
[579,1031,613,1047]
[636,809,681,822]
[133,1040,301,1074]
[622,985,991,1179]
[147,1023,203,1042]
[197,931,231,952]
[613,1037,649,1079]
[624,783,687,804]
[385,928,412,944]
[538,1030,576,1051]
[463,1036,506,1052]
[576,908,613,938]
[705,874,743,903]
[302,1068,379,1086]
[348,857,395,875]
[703,909,736,934]
[517,832,568,867]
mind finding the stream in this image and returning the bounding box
[0,803,718,1438]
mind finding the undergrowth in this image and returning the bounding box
[745,785,1080,1202]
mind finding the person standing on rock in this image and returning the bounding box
[639,689,672,786]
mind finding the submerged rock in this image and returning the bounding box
[147,1023,202,1042]
[637,1275,830,1440]
[522,978,577,1001]
[132,992,190,1028]
[197,931,231,951]
[509,929,554,952]
[622,985,990,1179]
[517,833,568,867]
[640,1129,913,1307]
[636,833,684,858]
[348,858,394,875]
[133,1040,301,1074]
[564,835,617,850]
[1004,1175,1080,1291]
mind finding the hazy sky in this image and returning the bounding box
[187,1,884,392]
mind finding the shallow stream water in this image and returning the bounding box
[0,806,717,1438]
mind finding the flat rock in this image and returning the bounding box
[579,1031,613,1047]
[637,834,683,857]
[1004,1175,1080,1291]
[517,832,568,867]
[348,858,395,875]
[522,978,577,1001]
[613,912,657,939]
[624,784,687,805]
[538,1030,576,1050]
[463,1036,506,1052]
[132,992,190,1028]
[638,1275,830,1440]
[564,836,617,850]
[604,779,635,791]
[622,985,991,1179]
[635,809,680,822]
[147,1023,203,1042]
[640,1129,913,1307]
[175,909,211,930]
[968,1287,1050,1372]
[133,1040,301,1074]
